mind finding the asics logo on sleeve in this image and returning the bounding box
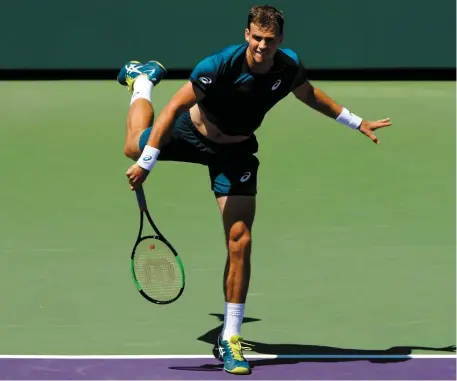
[199,77,212,84]
[272,79,281,90]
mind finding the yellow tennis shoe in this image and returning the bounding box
[216,335,252,375]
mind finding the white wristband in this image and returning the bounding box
[336,108,363,130]
[137,145,160,171]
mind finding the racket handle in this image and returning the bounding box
[135,186,148,211]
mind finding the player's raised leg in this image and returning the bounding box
[117,60,167,160]
[216,195,255,375]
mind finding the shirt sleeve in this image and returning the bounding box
[290,59,308,91]
[189,55,221,95]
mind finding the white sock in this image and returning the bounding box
[222,303,245,340]
[130,75,153,105]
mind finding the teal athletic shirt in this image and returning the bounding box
[189,43,307,137]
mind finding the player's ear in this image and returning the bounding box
[278,33,284,44]
[245,28,250,43]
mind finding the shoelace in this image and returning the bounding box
[229,340,254,361]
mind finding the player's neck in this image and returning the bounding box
[245,50,274,74]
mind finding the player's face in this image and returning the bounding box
[245,23,283,65]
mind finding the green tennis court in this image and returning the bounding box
[0,80,454,358]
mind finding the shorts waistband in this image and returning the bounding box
[181,110,258,154]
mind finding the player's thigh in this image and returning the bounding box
[210,155,259,240]
[216,195,256,244]
[209,154,259,198]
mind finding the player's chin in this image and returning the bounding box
[254,53,266,63]
[255,51,272,63]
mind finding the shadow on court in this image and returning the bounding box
[169,313,456,372]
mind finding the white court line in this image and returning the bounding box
[0,354,455,359]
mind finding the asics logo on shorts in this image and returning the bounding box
[240,172,251,182]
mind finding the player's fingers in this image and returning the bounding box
[132,178,143,190]
[128,175,138,187]
[371,125,386,131]
[370,133,379,144]
[129,179,139,191]
[362,128,379,144]
[370,122,392,131]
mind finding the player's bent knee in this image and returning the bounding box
[124,144,140,161]
[228,221,251,255]
[229,221,250,241]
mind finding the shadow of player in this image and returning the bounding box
[169,313,456,372]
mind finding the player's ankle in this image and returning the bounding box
[130,75,153,105]
[222,302,245,340]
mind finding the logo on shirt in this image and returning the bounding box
[199,77,212,84]
[272,79,281,90]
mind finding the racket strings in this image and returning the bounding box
[134,240,183,301]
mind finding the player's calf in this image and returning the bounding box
[225,221,252,304]
[123,94,156,161]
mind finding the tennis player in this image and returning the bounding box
[118,5,392,375]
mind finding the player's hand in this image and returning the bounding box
[126,164,149,190]
[358,118,392,144]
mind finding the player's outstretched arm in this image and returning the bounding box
[125,82,204,190]
[293,81,392,144]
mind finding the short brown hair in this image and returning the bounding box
[247,5,284,35]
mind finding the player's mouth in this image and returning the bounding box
[255,50,267,59]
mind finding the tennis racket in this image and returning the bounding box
[130,186,185,304]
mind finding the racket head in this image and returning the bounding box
[131,235,185,304]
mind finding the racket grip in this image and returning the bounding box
[135,186,148,211]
